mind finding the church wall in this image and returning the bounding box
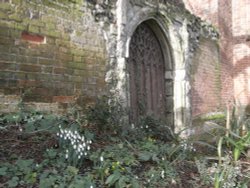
[0,0,107,113]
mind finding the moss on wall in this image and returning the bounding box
[0,0,107,114]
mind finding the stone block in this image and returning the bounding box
[165,97,174,113]
[19,64,41,72]
[165,81,173,96]
[0,62,16,70]
[38,58,56,66]
[53,96,75,103]
[0,27,10,37]
[0,53,16,61]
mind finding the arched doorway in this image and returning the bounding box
[128,21,169,123]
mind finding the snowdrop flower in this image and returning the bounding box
[84,152,87,156]
[100,156,104,162]
[90,186,93,188]
[161,170,165,178]
[87,146,90,150]
[131,123,135,129]
[145,125,149,129]
[171,179,176,184]
[65,153,68,159]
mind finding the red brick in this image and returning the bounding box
[53,96,75,103]
[19,64,41,72]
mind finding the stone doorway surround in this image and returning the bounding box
[111,0,192,133]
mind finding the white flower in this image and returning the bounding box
[73,145,77,149]
[171,179,176,184]
[78,155,81,159]
[89,140,92,144]
[19,127,23,132]
[65,154,68,159]
[145,125,149,129]
[90,186,93,188]
[161,170,165,178]
[87,146,90,150]
[100,156,104,162]
[56,133,59,136]
[131,124,135,129]
[84,152,87,156]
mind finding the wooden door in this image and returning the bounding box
[128,23,166,122]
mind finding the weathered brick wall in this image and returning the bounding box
[232,0,250,107]
[191,38,221,116]
[184,0,250,114]
[0,0,107,113]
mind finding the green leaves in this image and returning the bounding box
[0,167,7,176]
[16,159,34,174]
[105,171,121,186]
[138,151,152,161]
[7,176,19,187]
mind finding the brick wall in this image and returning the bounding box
[232,0,250,107]
[0,0,107,113]
[191,38,221,116]
[184,0,250,115]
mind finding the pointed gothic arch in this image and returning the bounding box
[126,19,174,125]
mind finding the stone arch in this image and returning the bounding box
[114,3,191,132]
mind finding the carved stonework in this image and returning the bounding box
[129,0,185,7]
[87,0,115,23]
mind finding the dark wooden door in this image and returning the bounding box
[128,23,166,122]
